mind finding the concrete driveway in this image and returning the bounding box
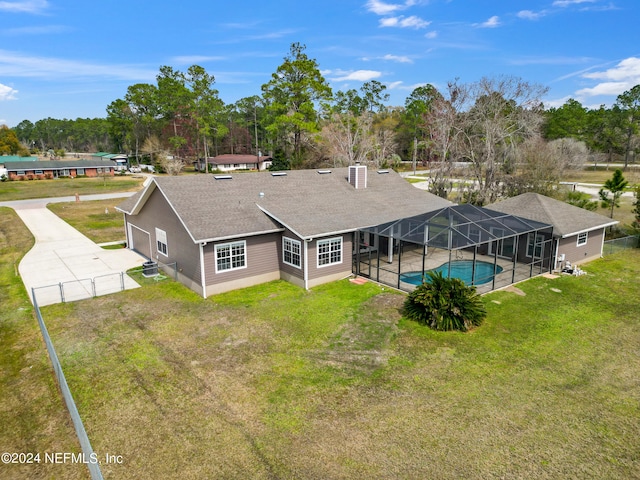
[1,193,146,306]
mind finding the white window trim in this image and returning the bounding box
[215,240,247,273]
[526,232,543,259]
[155,228,168,257]
[317,237,343,268]
[577,232,588,247]
[283,236,302,269]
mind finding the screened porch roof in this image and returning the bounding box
[360,204,553,250]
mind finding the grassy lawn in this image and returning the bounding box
[0,176,144,202]
[48,199,126,244]
[36,250,640,479]
[0,208,88,479]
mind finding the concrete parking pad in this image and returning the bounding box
[3,193,146,306]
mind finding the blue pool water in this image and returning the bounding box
[400,260,503,286]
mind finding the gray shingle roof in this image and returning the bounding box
[118,168,453,243]
[4,159,116,170]
[487,192,617,237]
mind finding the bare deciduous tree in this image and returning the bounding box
[450,76,548,205]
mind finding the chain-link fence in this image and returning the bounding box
[31,262,177,305]
[32,289,104,480]
[603,235,640,256]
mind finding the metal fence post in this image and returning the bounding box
[59,282,65,303]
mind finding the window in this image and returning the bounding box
[283,237,301,268]
[17,170,25,175]
[317,237,342,267]
[97,168,103,173]
[61,169,70,177]
[156,228,168,256]
[215,241,246,272]
[526,233,543,258]
[77,168,85,175]
[35,170,43,175]
[577,232,588,247]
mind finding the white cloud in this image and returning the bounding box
[552,0,596,7]
[380,15,430,28]
[4,25,69,35]
[0,0,49,13]
[0,49,157,81]
[366,0,409,15]
[576,57,640,97]
[517,10,545,20]
[382,54,413,63]
[476,16,500,28]
[425,30,438,39]
[171,55,226,64]
[0,83,18,100]
[331,70,382,82]
[576,82,629,97]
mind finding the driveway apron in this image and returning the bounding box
[4,194,145,306]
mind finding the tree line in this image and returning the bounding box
[9,43,640,203]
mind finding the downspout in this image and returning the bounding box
[554,238,560,271]
[123,215,130,249]
[304,239,310,290]
[199,242,207,298]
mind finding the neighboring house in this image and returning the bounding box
[487,192,618,269]
[116,165,452,297]
[0,155,38,165]
[194,154,273,172]
[92,152,129,171]
[4,160,116,180]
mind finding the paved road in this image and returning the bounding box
[1,192,146,306]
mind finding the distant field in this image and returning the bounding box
[36,250,640,479]
[0,176,144,201]
[48,199,126,244]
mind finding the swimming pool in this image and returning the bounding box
[400,260,503,286]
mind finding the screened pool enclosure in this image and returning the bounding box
[355,205,554,294]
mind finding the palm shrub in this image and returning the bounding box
[403,271,487,331]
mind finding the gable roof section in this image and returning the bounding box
[487,192,617,237]
[117,168,453,243]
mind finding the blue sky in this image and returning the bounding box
[1,0,639,127]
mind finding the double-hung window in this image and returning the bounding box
[156,228,168,256]
[317,237,342,267]
[215,241,246,272]
[577,232,588,247]
[283,237,301,268]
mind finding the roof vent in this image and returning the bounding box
[214,175,232,180]
[258,192,265,198]
[271,172,287,177]
[377,169,390,174]
[317,169,332,174]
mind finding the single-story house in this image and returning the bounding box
[92,152,129,171]
[194,154,273,172]
[116,165,454,296]
[4,160,116,180]
[487,192,618,270]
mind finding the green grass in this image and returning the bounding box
[32,250,640,479]
[0,208,88,479]
[48,199,126,244]
[0,176,144,201]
